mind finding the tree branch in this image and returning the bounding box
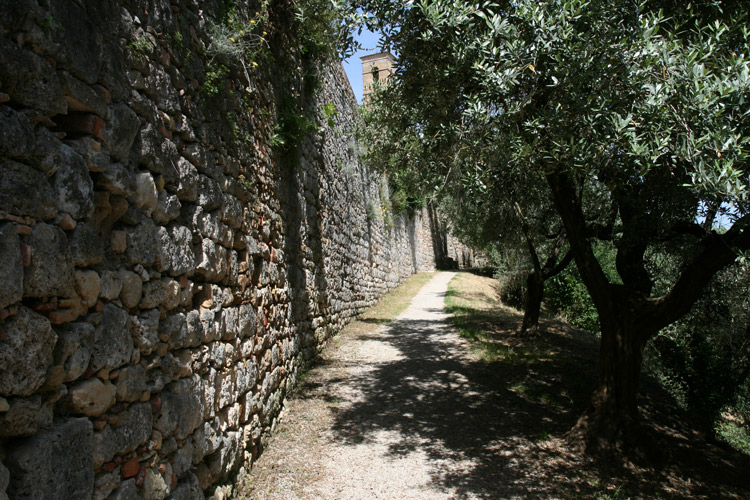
[643,214,750,335]
[545,168,613,312]
[544,248,573,279]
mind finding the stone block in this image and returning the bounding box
[75,270,101,308]
[23,222,75,298]
[92,192,128,235]
[68,377,116,417]
[69,222,105,266]
[108,479,139,500]
[88,303,134,373]
[167,225,195,276]
[99,271,123,301]
[58,71,108,117]
[199,309,217,343]
[196,175,222,212]
[0,222,23,309]
[93,403,152,468]
[139,279,179,310]
[140,468,169,500]
[181,143,209,170]
[6,418,94,500]
[47,0,101,83]
[0,307,56,396]
[115,364,147,402]
[97,163,136,198]
[125,218,159,267]
[238,303,257,339]
[0,160,57,220]
[66,137,111,173]
[170,443,193,479]
[94,470,120,500]
[143,63,179,114]
[0,39,67,115]
[205,431,242,482]
[194,238,217,282]
[102,103,140,163]
[132,124,179,186]
[165,472,203,500]
[173,157,198,202]
[0,105,34,161]
[153,191,181,226]
[52,321,95,382]
[191,422,220,464]
[0,395,41,437]
[133,308,159,355]
[220,306,237,341]
[134,172,158,216]
[119,270,143,309]
[220,194,243,230]
[154,377,203,440]
[160,312,194,350]
[51,144,94,219]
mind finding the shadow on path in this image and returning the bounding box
[326,310,596,498]
[245,272,750,500]
[324,283,750,499]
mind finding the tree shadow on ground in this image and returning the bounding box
[326,309,750,499]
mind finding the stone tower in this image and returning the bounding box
[361,52,396,103]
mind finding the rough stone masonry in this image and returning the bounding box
[0,1,480,499]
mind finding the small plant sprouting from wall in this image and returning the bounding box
[322,102,337,128]
[128,34,154,58]
[270,93,318,155]
[376,178,395,230]
[202,64,230,97]
[239,174,255,191]
[365,200,379,223]
[202,1,270,98]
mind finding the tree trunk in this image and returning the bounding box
[521,270,544,334]
[544,168,750,455]
[567,308,654,454]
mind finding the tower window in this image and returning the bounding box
[372,66,380,81]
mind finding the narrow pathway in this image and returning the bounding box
[241,271,522,500]
[241,271,750,500]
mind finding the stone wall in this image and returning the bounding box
[0,1,469,499]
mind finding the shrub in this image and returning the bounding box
[499,270,528,310]
[544,241,618,332]
[643,261,750,445]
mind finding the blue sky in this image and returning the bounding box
[341,28,384,104]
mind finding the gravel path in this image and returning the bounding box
[242,271,516,500]
[240,271,750,500]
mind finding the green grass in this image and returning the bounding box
[716,420,750,455]
[445,273,560,364]
[509,383,557,405]
[341,272,435,336]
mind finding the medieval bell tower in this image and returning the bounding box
[360,52,396,103]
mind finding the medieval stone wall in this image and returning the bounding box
[0,1,467,499]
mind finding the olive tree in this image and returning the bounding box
[355,0,750,450]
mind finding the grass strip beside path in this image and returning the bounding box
[443,271,750,499]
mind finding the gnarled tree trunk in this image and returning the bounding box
[521,269,544,334]
[567,310,653,452]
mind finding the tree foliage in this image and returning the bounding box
[354,0,750,452]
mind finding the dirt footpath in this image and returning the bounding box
[239,270,750,500]
[240,271,513,500]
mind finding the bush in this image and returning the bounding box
[643,261,750,445]
[499,270,528,310]
[544,241,618,332]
